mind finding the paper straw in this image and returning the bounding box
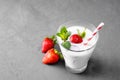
[84,22,104,45]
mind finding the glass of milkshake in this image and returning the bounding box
[56,20,99,73]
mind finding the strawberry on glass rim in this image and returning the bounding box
[70,28,86,44]
[70,34,83,43]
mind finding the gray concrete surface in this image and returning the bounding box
[0,0,120,80]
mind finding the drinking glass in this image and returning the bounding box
[56,20,99,73]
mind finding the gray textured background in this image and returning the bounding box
[0,0,120,80]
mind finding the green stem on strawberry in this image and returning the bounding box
[77,27,86,38]
[50,35,55,40]
[81,27,86,38]
[58,52,64,60]
[50,35,57,44]
[54,49,64,60]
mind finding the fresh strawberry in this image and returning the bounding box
[41,35,57,53]
[41,37,54,53]
[42,48,59,64]
[70,34,83,43]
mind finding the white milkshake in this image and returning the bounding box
[57,22,99,73]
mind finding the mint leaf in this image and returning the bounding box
[62,41,71,49]
[60,26,67,33]
[64,31,71,40]
[56,33,65,40]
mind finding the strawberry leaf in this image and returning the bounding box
[50,35,57,44]
[77,27,86,38]
[54,49,64,60]
[59,53,64,60]
[57,52,64,60]
[50,35,55,40]
[80,27,86,38]
[80,32,86,38]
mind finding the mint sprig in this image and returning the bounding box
[56,26,71,42]
[56,26,71,49]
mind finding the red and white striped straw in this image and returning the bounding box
[84,22,104,45]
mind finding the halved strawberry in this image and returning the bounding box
[42,48,59,64]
